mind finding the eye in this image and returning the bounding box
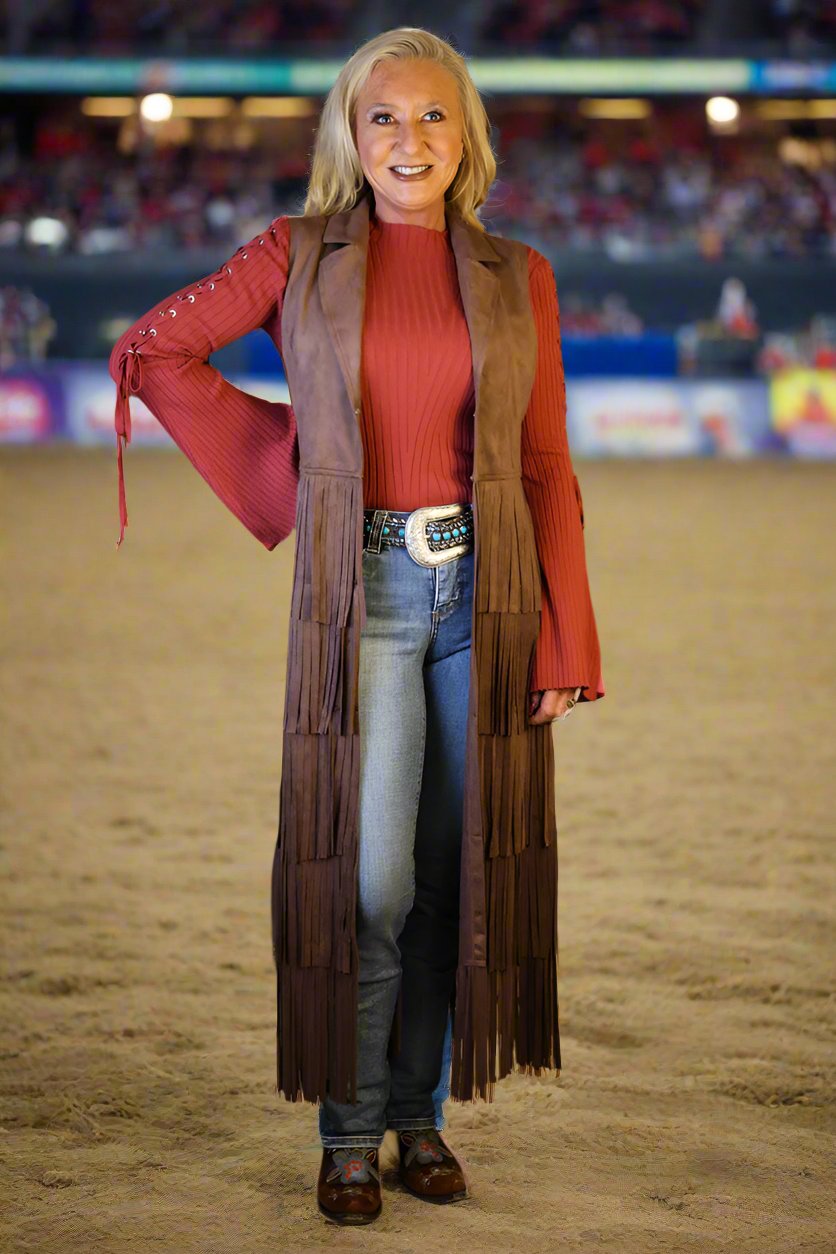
[365,110,443,125]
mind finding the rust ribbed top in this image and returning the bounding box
[361,214,474,510]
[109,210,604,697]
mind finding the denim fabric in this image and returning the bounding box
[318,531,473,1149]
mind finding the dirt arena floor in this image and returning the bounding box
[1,447,834,1252]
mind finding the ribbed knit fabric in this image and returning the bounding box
[361,214,474,510]
[521,244,604,696]
[109,215,299,553]
[109,211,604,698]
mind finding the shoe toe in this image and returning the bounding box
[317,1148,382,1224]
[397,1130,469,1202]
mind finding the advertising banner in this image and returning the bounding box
[3,363,834,459]
[566,378,781,457]
[769,368,836,459]
[60,366,291,446]
[0,368,65,442]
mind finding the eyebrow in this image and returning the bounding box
[364,100,446,113]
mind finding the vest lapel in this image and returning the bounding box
[318,197,370,417]
[317,189,503,454]
[447,204,502,445]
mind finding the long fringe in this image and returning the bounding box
[275,962,359,1104]
[284,469,365,737]
[448,955,560,1104]
[474,477,542,617]
[273,826,359,972]
[272,469,365,1104]
[450,834,560,1100]
[290,469,363,627]
[277,732,360,862]
[475,612,540,737]
[476,722,556,858]
[472,477,543,867]
[448,474,561,1103]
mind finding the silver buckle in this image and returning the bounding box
[403,503,471,568]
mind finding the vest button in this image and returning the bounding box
[354,407,360,415]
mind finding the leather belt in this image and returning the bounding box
[362,502,474,568]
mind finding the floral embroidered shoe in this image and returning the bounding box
[396,1127,469,1203]
[317,1146,382,1224]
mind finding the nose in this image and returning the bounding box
[394,121,426,158]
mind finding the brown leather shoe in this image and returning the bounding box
[317,1146,382,1224]
[396,1128,469,1203]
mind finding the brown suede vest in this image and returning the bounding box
[271,186,560,1106]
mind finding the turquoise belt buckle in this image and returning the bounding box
[403,503,472,568]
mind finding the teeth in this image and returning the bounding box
[392,165,431,174]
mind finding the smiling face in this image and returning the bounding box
[353,57,465,229]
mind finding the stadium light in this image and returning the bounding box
[24,216,70,250]
[240,97,319,118]
[140,93,174,123]
[169,97,234,118]
[81,98,136,117]
[757,99,836,120]
[779,136,836,169]
[706,96,739,126]
[578,99,652,119]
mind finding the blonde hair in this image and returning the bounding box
[303,26,497,231]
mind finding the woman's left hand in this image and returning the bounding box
[528,687,579,724]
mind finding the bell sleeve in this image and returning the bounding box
[108,214,299,552]
[520,247,605,702]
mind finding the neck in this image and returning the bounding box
[372,200,448,232]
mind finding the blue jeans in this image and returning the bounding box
[318,532,472,1149]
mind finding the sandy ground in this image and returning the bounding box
[1,447,834,1253]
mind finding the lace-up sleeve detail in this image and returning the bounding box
[521,246,605,701]
[108,215,298,550]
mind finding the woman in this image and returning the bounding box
[110,26,604,1227]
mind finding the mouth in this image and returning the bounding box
[389,164,434,180]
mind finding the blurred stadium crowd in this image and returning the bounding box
[765,0,836,53]
[0,102,833,261]
[0,284,54,368]
[488,117,834,261]
[3,0,706,55]
[3,0,835,54]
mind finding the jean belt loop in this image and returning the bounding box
[366,508,388,554]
